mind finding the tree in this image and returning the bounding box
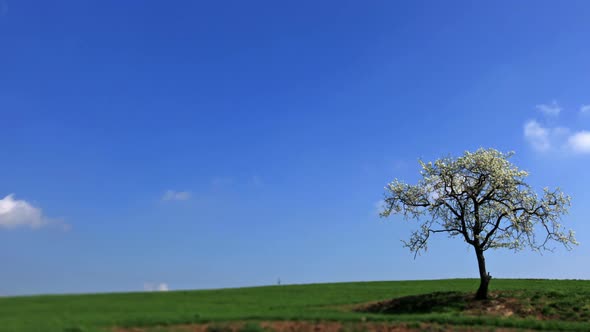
[380,148,577,300]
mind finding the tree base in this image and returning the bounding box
[475,273,492,300]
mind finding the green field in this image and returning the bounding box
[2,279,590,332]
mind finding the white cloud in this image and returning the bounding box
[0,194,51,229]
[567,131,590,154]
[144,282,169,292]
[162,190,191,201]
[524,120,551,151]
[536,100,561,116]
[525,102,590,156]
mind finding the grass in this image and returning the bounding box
[1,279,589,332]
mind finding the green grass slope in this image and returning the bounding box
[1,279,589,332]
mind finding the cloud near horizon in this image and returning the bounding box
[143,282,169,292]
[0,194,64,230]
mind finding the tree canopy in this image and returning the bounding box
[380,148,577,299]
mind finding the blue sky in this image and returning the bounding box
[1,1,590,296]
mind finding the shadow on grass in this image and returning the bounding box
[358,291,469,314]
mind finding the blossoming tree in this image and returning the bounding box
[380,148,577,300]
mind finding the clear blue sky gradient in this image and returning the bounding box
[1,1,590,295]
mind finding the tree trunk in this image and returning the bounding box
[474,247,491,300]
